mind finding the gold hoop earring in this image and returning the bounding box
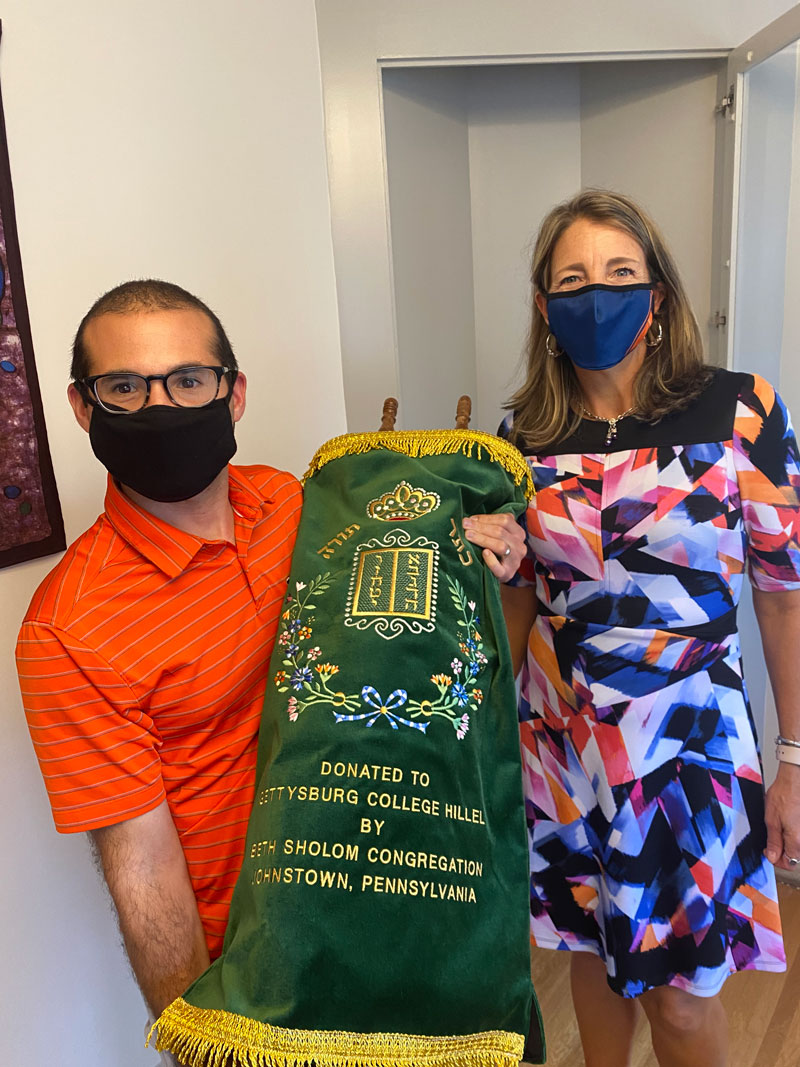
[646,320,663,348]
[546,333,561,358]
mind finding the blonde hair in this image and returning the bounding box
[506,189,712,452]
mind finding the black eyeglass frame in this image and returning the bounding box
[75,365,237,414]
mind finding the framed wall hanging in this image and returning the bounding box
[0,21,65,569]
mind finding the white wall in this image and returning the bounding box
[316,0,800,430]
[468,58,722,434]
[0,2,345,1064]
[728,40,799,783]
[774,45,800,876]
[384,64,583,433]
[782,43,800,418]
[380,58,721,435]
[733,43,797,386]
[383,62,583,434]
[758,39,800,797]
[468,65,582,434]
[580,59,722,365]
[383,68,476,429]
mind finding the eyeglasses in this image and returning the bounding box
[77,366,235,414]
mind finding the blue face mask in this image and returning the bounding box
[546,282,654,370]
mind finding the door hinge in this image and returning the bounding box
[713,310,728,328]
[715,85,735,117]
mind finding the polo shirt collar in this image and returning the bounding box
[228,465,268,523]
[103,467,273,578]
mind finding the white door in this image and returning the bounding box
[716,3,800,784]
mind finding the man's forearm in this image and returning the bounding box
[90,801,210,1016]
[111,864,210,1016]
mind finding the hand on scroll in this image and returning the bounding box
[462,513,526,582]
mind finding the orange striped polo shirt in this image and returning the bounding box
[17,464,301,958]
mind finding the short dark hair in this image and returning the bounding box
[71,279,238,381]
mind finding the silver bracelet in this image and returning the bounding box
[775,735,800,749]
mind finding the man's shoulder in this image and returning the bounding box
[21,512,132,630]
[232,464,303,519]
[236,458,302,490]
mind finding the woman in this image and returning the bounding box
[500,189,800,1067]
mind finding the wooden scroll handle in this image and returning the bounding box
[379,397,398,431]
[455,395,472,429]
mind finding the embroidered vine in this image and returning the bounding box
[273,573,486,741]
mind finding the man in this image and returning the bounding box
[17,280,303,1031]
[16,280,525,1041]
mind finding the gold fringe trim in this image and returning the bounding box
[302,430,534,501]
[149,998,525,1067]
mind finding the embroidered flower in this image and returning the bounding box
[295,581,307,591]
[476,651,488,666]
[278,631,290,646]
[464,638,477,653]
[451,658,463,673]
[471,688,483,705]
[459,642,470,656]
[456,712,470,740]
[274,671,287,686]
[286,643,299,656]
[431,673,452,688]
[469,661,480,677]
[288,619,302,634]
[468,600,476,611]
[281,609,292,620]
[307,646,322,661]
[452,683,469,707]
[290,667,313,690]
[298,625,312,640]
[315,663,339,677]
[287,696,299,721]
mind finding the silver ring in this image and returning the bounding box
[788,856,799,867]
[503,544,511,557]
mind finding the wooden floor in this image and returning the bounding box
[526,880,800,1067]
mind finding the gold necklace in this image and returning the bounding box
[582,404,636,446]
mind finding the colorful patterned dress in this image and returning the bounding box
[502,369,800,998]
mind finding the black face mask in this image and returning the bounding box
[89,398,237,503]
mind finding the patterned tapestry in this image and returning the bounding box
[0,22,65,568]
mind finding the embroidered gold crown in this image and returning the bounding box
[367,481,441,522]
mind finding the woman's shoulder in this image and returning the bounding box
[497,369,781,457]
[731,371,797,459]
[694,366,752,408]
[633,367,749,447]
[658,368,794,451]
[730,369,782,418]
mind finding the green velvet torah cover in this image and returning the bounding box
[153,429,545,1067]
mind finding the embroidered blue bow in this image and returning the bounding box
[334,686,428,733]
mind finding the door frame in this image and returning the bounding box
[715,3,800,369]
